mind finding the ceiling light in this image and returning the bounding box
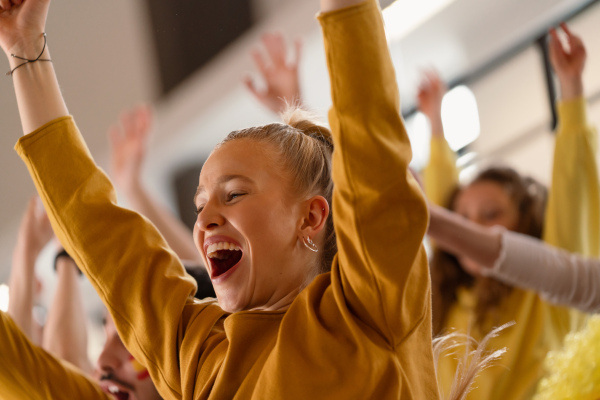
[0,284,9,312]
[383,0,457,42]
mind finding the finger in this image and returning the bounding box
[251,49,269,77]
[547,28,565,62]
[559,22,572,37]
[0,0,11,10]
[120,109,136,138]
[243,75,260,96]
[262,32,287,67]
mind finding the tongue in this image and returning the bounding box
[210,250,242,277]
[114,392,129,400]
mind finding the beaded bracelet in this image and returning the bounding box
[6,33,52,76]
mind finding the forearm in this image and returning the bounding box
[423,137,458,206]
[8,42,68,135]
[42,258,93,374]
[124,184,202,264]
[487,231,600,313]
[16,118,197,397]
[7,247,38,339]
[428,204,502,267]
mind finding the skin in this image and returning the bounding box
[417,69,446,139]
[452,181,520,276]
[245,32,302,114]
[97,314,161,400]
[193,138,329,312]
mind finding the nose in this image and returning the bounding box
[196,199,225,231]
[97,332,125,375]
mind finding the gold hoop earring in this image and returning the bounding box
[303,236,319,253]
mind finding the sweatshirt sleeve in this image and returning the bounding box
[486,231,600,313]
[0,311,110,400]
[543,97,600,256]
[424,136,459,206]
[318,0,431,346]
[15,117,199,398]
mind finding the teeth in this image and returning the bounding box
[109,386,119,394]
[206,242,241,258]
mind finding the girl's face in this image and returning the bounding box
[453,180,520,276]
[193,139,317,312]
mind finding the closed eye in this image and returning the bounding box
[227,192,246,202]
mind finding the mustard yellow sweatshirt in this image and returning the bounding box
[9,1,440,399]
[0,311,110,400]
[431,98,599,399]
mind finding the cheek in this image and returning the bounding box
[128,355,150,381]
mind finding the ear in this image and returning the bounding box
[298,195,329,241]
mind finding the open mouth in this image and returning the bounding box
[100,383,131,400]
[206,242,243,278]
[99,376,134,400]
[108,386,130,400]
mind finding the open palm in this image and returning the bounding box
[244,33,302,114]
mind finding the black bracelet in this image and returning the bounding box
[53,249,82,276]
[6,33,53,77]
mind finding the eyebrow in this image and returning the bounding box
[194,174,254,203]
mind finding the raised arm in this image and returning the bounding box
[543,23,599,256]
[244,32,303,114]
[319,0,432,345]
[0,0,67,133]
[429,204,600,313]
[3,2,199,398]
[418,70,459,207]
[42,248,94,374]
[109,106,202,264]
[0,311,111,400]
[8,197,52,341]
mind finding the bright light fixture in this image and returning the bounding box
[442,85,480,151]
[383,0,457,42]
[0,284,9,312]
[405,112,430,170]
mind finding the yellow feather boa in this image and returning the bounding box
[534,316,600,400]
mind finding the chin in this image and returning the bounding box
[215,289,249,312]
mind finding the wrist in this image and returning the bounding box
[558,76,583,101]
[4,32,47,60]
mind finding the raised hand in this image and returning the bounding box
[16,196,53,256]
[0,0,50,57]
[244,32,302,114]
[549,23,586,100]
[417,69,446,137]
[108,105,152,193]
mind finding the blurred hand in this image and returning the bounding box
[417,69,446,120]
[244,33,302,114]
[108,105,152,193]
[549,23,585,100]
[16,197,53,256]
[0,0,50,57]
[417,69,446,137]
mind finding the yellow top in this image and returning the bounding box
[0,311,110,400]
[424,136,459,207]
[433,97,599,400]
[11,1,440,399]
